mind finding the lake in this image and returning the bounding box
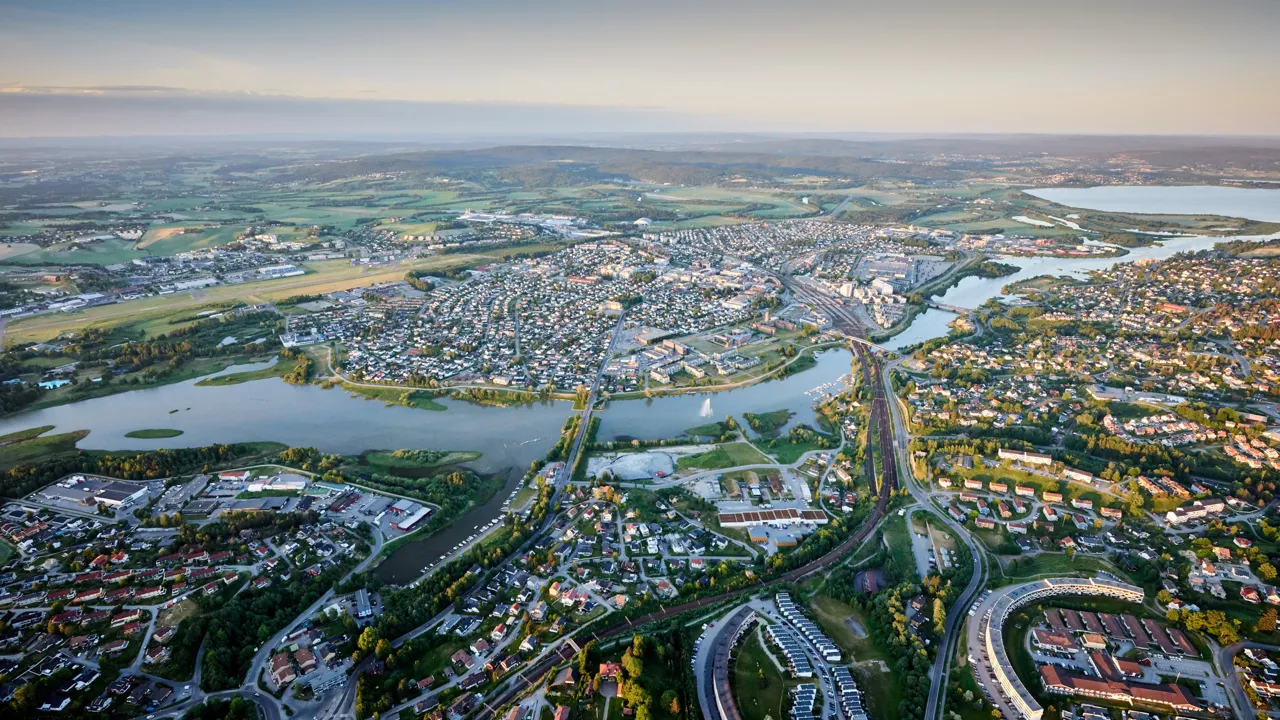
[1025,185,1280,223]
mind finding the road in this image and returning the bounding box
[882,345,987,720]
[472,344,899,720]
[1218,640,1280,719]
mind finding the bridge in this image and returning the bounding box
[926,301,974,314]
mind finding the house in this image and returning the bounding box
[144,645,171,665]
[296,647,317,675]
[270,652,297,686]
[451,650,476,670]
[450,693,479,718]
[101,639,129,656]
[551,667,579,688]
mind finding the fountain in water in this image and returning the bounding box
[699,397,713,418]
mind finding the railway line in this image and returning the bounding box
[475,341,899,720]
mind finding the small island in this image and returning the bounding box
[124,428,185,439]
[969,260,1021,278]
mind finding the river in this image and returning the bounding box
[595,348,854,442]
[883,225,1272,352]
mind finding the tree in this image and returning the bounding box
[661,690,680,714]
[621,648,644,679]
[1258,608,1278,633]
[1260,563,1278,582]
[358,627,379,654]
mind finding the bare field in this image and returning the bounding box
[138,226,205,249]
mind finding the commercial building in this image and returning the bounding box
[717,508,828,528]
[355,588,373,619]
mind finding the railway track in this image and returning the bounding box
[474,342,900,720]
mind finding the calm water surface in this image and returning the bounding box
[596,348,854,442]
[1025,185,1280,223]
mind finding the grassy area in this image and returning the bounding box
[124,428,184,439]
[0,428,88,469]
[0,425,56,444]
[753,432,838,465]
[732,630,790,720]
[335,382,448,411]
[1106,401,1166,421]
[685,420,736,438]
[852,664,901,720]
[676,442,772,471]
[809,594,885,662]
[997,552,1131,583]
[361,449,482,471]
[511,486,537,509]
[881,512,918,581]
[195,356,298,386]
[742,409,794,437]
[0,540,14,568]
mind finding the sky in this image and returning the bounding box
[2,0,1278,138]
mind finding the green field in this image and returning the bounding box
[360,449,481,471]
[685,419,737,438]
[0,427,88,469]
[336,383,448,411]
[676,442,772,471]
[996,553,1132,584]
[195,356,300,386]
[809,594,886,663]
[732,630,791,720]
[124,428,184,439]
[743,409,794,437]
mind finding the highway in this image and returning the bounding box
[881,350,987,720]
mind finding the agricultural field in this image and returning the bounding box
[4,255,478,345]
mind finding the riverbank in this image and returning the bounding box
[606,341,842,402]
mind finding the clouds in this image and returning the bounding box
[0,0,1277,136]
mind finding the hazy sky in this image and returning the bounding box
[2,0,1278,137]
